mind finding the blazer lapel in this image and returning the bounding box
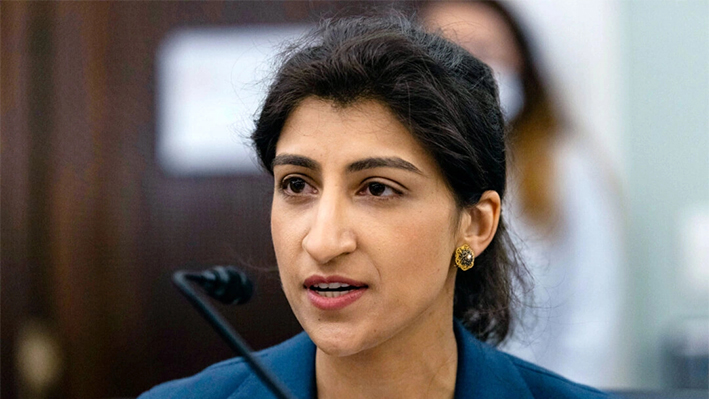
[227,332,316,399]
[454,320,534,399]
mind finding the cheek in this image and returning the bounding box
[368,203,456,292]
[271,204,302,286]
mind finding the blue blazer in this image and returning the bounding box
[139,320,612,398]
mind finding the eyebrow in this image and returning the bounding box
[272,154,319,171]
[347,157,423,174]
[272,154,423,175]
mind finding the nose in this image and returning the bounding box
[302,191,357,265]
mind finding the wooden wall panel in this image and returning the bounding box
[50,3,113,397]
[2,3,33,399]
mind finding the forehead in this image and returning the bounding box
[275,97,437,172]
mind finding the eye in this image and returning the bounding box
[280,176,316,196]
[287,177,306,193]
[359,181,401,198]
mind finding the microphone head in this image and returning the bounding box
[198,265,254,305]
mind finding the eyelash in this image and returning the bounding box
[357,181,403,199]
[279,176,316,197]
[278,176,403,200]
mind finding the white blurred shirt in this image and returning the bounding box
[501,134,629,389]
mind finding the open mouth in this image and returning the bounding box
[308,282,366,298]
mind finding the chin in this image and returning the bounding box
[305,320,377,358]
[314,339,360,357]
[312,335,372,358]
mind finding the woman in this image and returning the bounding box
[140,14,611,399]
[421,1,626,388]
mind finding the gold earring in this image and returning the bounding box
[454,244,475,271]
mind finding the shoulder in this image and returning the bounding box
[136,357,252,399]
[454,320,615,399]
[137,332,314,399]
[506,353,615,399]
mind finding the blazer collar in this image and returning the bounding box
[228,320,533,399]
[453,319,534,399]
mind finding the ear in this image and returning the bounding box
[457,190,501,256]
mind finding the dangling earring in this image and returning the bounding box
[454,244,475,271]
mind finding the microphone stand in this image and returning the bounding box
[172,271,298,399]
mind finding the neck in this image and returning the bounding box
[315,317,458,399]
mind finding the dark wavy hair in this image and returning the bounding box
[251,13,526,345]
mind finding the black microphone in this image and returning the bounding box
[185,265,254,305]
[173,266,297,399]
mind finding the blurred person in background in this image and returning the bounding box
[422,0,626,388]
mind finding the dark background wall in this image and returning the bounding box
[1,2,409,398]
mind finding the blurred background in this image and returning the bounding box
[2,1,707,398]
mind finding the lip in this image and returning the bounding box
[304,275,368,311]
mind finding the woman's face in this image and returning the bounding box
[423,2,527,120]
[423,2,522,73]
[271,97,463,357]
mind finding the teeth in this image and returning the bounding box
[317,290,348,298]
[315,282,351,289]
